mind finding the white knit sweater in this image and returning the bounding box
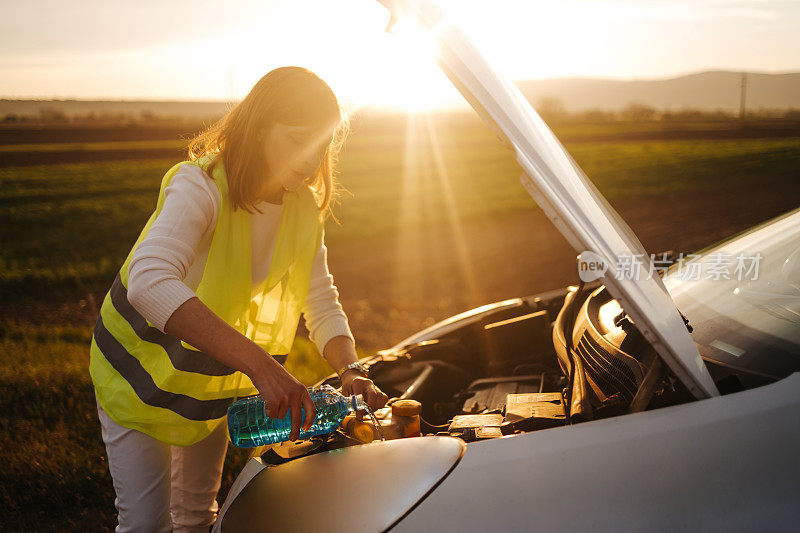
[126,164,354,356]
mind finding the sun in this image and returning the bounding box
[314,10,461,113]
[210,1,463,113]
[373,20,451,112]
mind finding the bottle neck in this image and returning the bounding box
[350,394,368,414]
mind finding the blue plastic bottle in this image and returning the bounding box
[227,384,369,447]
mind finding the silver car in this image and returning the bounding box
[214,1,800,531]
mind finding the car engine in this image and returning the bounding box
[259,283,703,464]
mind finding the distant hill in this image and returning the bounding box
[516,71,800,112]
[1,71,798,121]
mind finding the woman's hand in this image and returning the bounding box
[321,335,387,417]
[164,296,316,441]
[341,372,389,414]
[247,355,316,442]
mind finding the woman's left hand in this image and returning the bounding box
[341,373,389,414]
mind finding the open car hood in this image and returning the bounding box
[377,0,718,399]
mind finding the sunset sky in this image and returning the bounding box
[2,0,798,110]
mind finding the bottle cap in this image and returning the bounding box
[391,399,422,417]
[351,394,368,413]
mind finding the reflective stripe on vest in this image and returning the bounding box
[107,272,238,376]
[89,155,322,446]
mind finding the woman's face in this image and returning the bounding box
[260,122,334,195]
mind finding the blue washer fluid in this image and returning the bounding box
[227,384,369,447]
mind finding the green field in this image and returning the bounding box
[1,115,799,529]
[4,130,798,303]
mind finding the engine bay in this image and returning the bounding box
[259,283,721,464]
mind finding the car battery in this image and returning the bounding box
[447,414,504,442]
[460,375,542,413]
[503,392,566,430]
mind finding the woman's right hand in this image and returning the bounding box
[247,355,317,441]
[162,296,316,441]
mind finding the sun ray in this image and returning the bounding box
[391,111,425,321]
[422,112,482,307]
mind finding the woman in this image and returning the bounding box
[89,66,389,532]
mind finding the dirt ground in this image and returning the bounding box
[326,171,800,350]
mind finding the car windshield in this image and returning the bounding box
[664,208,800,381]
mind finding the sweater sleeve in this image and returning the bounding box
[302,231,355,356]
[126,164,219,332]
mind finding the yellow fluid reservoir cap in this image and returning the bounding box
[353,421,375,443]
[391,399,422,417]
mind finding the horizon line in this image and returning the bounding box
[2,68,798,104]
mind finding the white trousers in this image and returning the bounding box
[97,400,229,533]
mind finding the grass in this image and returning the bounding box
[0,321,115,528]
[1,115,799,529]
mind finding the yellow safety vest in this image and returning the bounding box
[89,154,323,446]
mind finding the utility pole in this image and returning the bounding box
[739,72,747,121]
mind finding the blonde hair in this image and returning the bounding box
[188,66,348,221]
